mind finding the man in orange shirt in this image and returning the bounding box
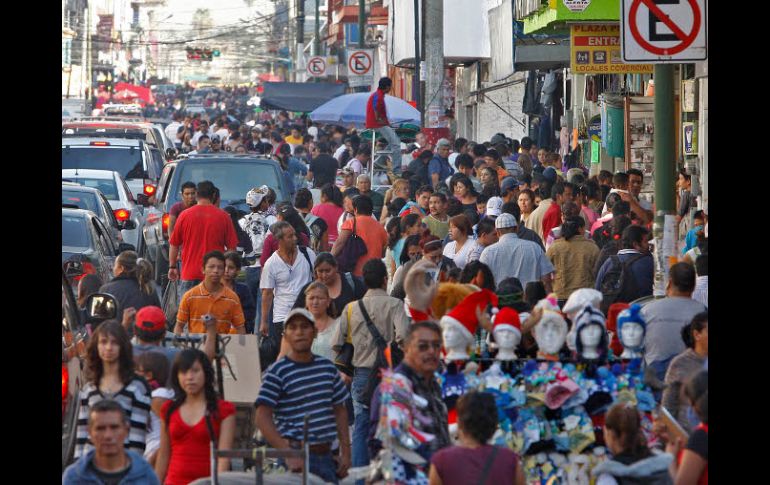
[331,195,388,277]
[175,250,246,334]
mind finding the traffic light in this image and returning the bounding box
[186,46,218,61]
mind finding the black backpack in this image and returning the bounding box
[598,254,646,314]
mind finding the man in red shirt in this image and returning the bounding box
[168,181,238,302]
[366,77,402,169]
[541,181,575,244]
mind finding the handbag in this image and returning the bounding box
[162,279,179,331]
[334,303,355,377]
[336,216,367,274]
[358,300,404,406]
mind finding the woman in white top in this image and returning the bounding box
[304,281,340,362]
[443,213,477,270]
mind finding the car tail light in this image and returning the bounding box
[90,141,110,146]
[114,208,130,222]
[162,213,170,238]
[62,364,69,417]
[144,184,156,196]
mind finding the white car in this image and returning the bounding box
[61,169,146,250]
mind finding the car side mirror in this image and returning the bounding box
[166,148,178,160]
[85,293,118,323]
[136,194,151,207]
[120,219,137,230]
[117,243,136,255]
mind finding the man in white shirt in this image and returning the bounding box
[190,120,213,148]
[345,147,371,177]
[259,221,316,356]
[480,213,554,292]
[164,112,183,141]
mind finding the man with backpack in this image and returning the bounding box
[333,259,410,479]
[295,188,329,252]
[595,225,654,314]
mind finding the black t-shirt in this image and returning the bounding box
[687,427,708,461]
[292,272,366,318]
[89,460,131,485]
[309,154,339,188]
[407,159,430,186]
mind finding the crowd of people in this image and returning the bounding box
[65,78,708,484]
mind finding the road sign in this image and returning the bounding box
[347,49,374,88]
[622,0,707,63]
[306,56,327,77]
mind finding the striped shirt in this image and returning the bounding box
[177,282,245,333]
[255,355,348,444]
[74,376,152,458]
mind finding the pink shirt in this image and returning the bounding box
[311,203,345,244]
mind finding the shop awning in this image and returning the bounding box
[259,82,347,113]
[515,44,571,71]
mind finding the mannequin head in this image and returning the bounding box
[616,304,646,359]
[574,305,608,361]
[491,307,521,361]
[440,321,473,361]
[534,311,568,356]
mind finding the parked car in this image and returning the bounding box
[62,169,145,250]
[61,137,163,201]
[141,154,291,285]
[62,207,134,292]
[62,182,124,248]
[61,269,118,469]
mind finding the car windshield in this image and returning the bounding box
[61,146,145,180]
[63,178,119,200]
[170,161,284,204]
[62,190,101,212]
[62,215,91,248]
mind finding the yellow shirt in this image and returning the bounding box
[285,135,303,146]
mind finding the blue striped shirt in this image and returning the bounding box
[256,355,348,444]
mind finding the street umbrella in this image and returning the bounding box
[112,89,139,101]
[309,92,421,129]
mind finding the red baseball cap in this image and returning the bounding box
[135,306,166,333]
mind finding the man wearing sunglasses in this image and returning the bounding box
[367,321,451,463]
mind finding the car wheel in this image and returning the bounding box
[61,389,80,470]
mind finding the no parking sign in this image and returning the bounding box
[621,0,707,63]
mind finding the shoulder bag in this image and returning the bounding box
[336,217,367,274]
[358,299,404,406]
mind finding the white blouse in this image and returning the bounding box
[443,238,478,270]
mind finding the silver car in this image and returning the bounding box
[62,169,146,250]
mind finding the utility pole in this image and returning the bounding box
[358,0,366,48]
[413,0,420,118]
[424,0,446,143]
[652,64,676,295]
[296,0,305,82]
[314,0,320,56]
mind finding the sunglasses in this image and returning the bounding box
[417,341,442,352]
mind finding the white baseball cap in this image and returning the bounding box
[486,197,503,217]
[495,213,517,229]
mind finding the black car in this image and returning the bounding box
[140,154,292,285]
[62,208,134,292]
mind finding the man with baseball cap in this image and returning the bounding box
[480,213,554,292]
[239,186,277,331]
[500,176,520,205]
[132,305,179,367]
[256,307,352,483]
[340,167,356,191]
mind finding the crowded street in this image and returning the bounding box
[62,0,708,484]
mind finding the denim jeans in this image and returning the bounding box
[351,367,372,478]
[648,356,675,402]
[244,266,262,334]
[177,279,201,307]
[375,125,401,166]
[309,452,338,484]
[262,321,284,369]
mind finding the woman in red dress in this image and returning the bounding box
[155,349,236,485]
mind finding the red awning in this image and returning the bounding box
[113,82,155,105]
